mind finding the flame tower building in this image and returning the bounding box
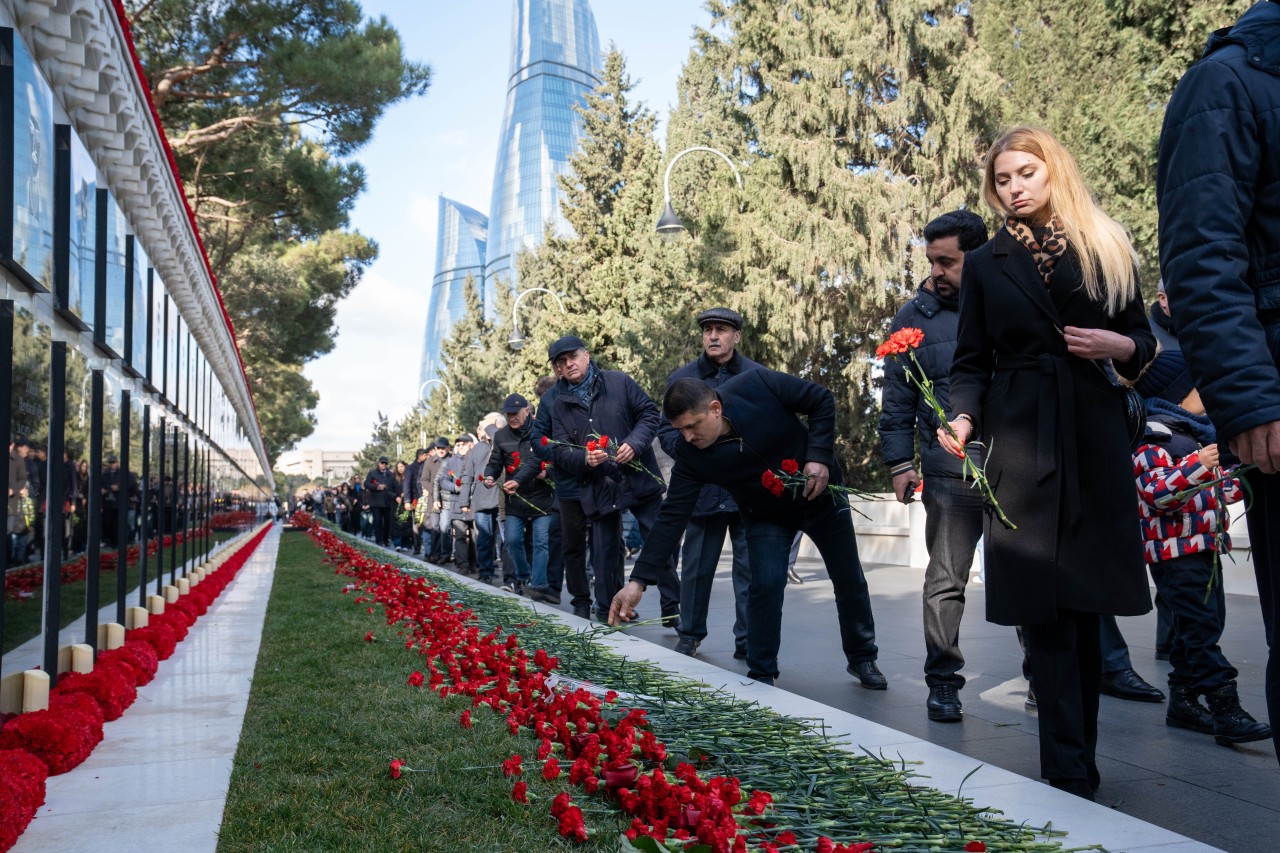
[418,0,600,386]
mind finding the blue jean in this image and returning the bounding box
[921,476,985,688]
[546,510,564,592]
[745,502,877,680]
[474,509,497,578]
[679,512,750,647]
[505,513,549,586]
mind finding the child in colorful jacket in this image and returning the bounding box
[1132,350,1269,746]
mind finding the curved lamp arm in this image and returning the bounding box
[418,378,453,410]
[509,287,568,351]
[657,146,743,237]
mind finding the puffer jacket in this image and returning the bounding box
[1133,410,1242,564]
[878,282,978,478]
[486,421,554,517]
[1158,0,1280,443]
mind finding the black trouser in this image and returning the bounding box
[1244,467,1280,763]
[1150,552,1237,694]
[547,510,564,593]
[1023,610,1101,784]
[451,516,475,571]
[921,476,985,688]
[591,493,679,619]
[370,505,392,545]
[559,498,592,610]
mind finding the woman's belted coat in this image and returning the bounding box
[949,228,1156,626]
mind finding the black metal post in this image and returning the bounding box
[169,425,178,584]
[155,415,165,595]
[115,391,130,625]
[83,370,103,647]
[138,404,149,606]
[181,433,189,575]
[41,342,67,679]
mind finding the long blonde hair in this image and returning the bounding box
[982,126,1138,316]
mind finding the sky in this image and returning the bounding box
[290,1,710,458]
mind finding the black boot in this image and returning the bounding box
[1205,683,1272,746]
[1166,686,1213,734]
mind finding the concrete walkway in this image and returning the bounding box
[9,526,1275,851]
[9,526,280,853]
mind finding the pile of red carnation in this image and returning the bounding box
[5,529,206,601]
[311,520,878,852]
[0,524,268,852]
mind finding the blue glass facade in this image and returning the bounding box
[484,0,601,298]
[418,0,600,385]
[419,196,488,387]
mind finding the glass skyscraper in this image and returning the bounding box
[483,0,601,300]
[420,195,489,389]
[419,0,600,385]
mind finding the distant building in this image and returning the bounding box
[276,449,358,484]
[419,196,488,389]
[418,0,600,384]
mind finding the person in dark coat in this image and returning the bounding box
[610,371,884,689]
[487,393,556,600]
[658,307,763,659]
[1157,0,1280,765]
[363,456,396,546]
[402,447,429,555]
[549,336,679,624]
[420,437,451,561]
[878,210,988,723]
[462,418,503,584]
[439,436,475,572]
[941,126,1155,800]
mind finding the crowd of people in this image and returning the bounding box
[7,437,202,566]
[322,2,1280,805]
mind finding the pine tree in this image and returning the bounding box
[667,0,1003,485]
[972,0,1248,289]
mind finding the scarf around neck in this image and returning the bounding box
[567,362,597,404]
[1006,215,1068,287]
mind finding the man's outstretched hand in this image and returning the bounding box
[608,580,645,626]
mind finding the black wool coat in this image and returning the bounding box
[949,228,1156,626]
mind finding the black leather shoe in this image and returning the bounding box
[733,644,747,660]
[674,637,699,656]
[1100,668,1166,702]
[525,585,560,605]
[926,684,963,722]
[1166,686,1213,734]
[661,609,680,630]
[847,661,888,690]
[753,675,775,686]
[1025,683,1037,709]
[572,603,591,620]
[1049,778,1095,801]
[1205,683,1272,745]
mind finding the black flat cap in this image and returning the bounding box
[695,307,743,331]
[432,436,452,450]
[377,455,389,464]
[547,335,587,362]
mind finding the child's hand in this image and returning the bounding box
[1200,443,1220,470]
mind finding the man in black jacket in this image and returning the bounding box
[549,335,679,624]
[1158,0,1280,763]
[610,371,884,688]
[486,393,556,600]
[364,456,396,547]
[659,307,762,659]
[878,210,986,722]
[402,447,430,555]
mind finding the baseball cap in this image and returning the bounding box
[501,393,530,413]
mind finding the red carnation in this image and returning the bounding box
[876,326,926,359]
[542,757,561,780]
[598,435,609,448]
[477,474,484,481]
[541,436,549,446]
[455,478,463,487]
[389,758,404,779]
[364,631,374,642]
[780,459,799,475]
[460,710,472,729]
[407,671,424,687]
[502,754,523,777]
[511,780,529,803]
[761,470,785,497]
[586,440,598,452]
[965,843,986,852]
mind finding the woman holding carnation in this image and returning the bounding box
[938,126,1155,800]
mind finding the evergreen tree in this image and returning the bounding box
[668,1,1003,485]
[972,0,1247,288]
[124,0,430,460]
[352,412,394,477]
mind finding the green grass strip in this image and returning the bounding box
[218,530,626,852]
[321,527,1085,852]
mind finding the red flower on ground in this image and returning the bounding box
[965,843,986,852]
[460,710,472,729]
[407,671,424,687]
[780,459,799,475]
[502,754,523,777]
[364,631,374,643]
[542,757,561,780]
[512,780,529,803]
[389,758,404,779]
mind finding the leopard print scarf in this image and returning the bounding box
[1005,215,1067,287]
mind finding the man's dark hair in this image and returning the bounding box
[534,375,555,397]
[923,210,988,252]
[663,378,717,420]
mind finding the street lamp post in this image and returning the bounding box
[656,145,743,239]
[508,287,567,351]
[419,378,455,432]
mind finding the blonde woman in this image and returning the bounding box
[937,126,1155,800]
